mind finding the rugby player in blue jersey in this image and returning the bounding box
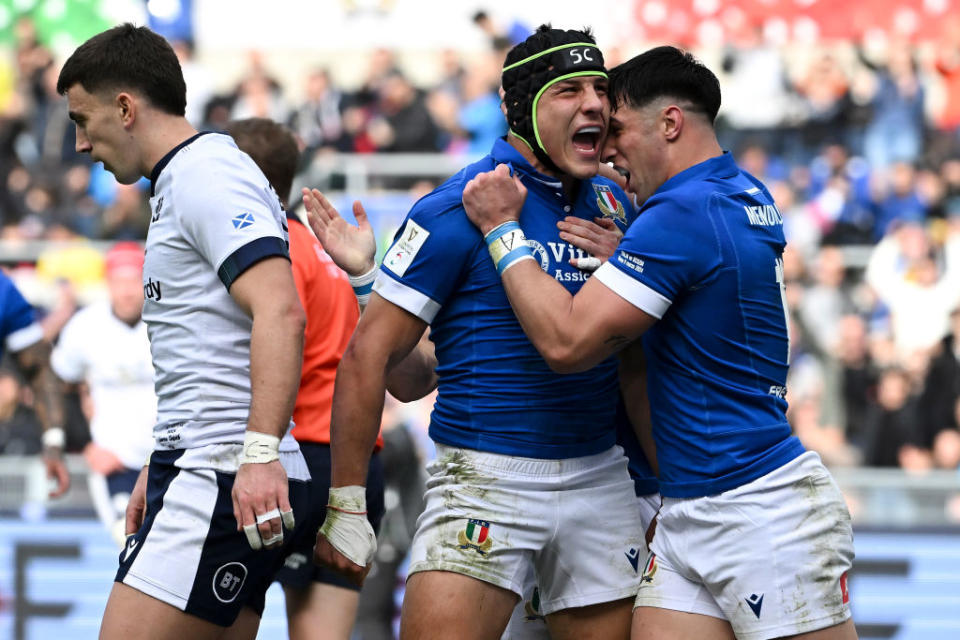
[313,25,648,640]
[462,45,856,640]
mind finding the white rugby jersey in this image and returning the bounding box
[51,301,155,469]
[143,132,299,453]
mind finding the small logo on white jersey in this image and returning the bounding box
[144,277,162,302]
[383,220,430,277]
[151,196,164,223]
[745,593,764,618]
[625,547,641,572]
[122,537,138,562]
[232,212,255,230]
[213,562,248,603]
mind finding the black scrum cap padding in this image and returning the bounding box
[502,36,606,172]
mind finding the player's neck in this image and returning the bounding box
[139,113,200,180]
[505,133,580,198]
[665,133,724,183]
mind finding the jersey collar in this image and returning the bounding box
[655,151,738,195]
[490,137,563,189]
[149,131,213,196]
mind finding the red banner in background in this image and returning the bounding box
[632,0,959,45]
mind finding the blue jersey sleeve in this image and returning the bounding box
[598,194,721,318]
[0,272,41,357]
[374,190,479,324]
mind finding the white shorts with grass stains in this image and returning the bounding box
[408,444,646,616]
[635,451,854,640]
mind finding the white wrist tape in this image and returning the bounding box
[320,485,377,567]
[42,427,65,450]
[240,431,280,464]
[348,264,378,306]
[576,256,602,272]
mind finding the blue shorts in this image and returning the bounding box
[274,443,385,591]
[106,467,141,497]
[115,449,310,627]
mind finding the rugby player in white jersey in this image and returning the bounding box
[57,24,310,639]
[51,242,156,546]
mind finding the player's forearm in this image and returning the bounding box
[329,341,389,487]
[500,259,601,373]
[246,304,305,439]
[17,341,65,433]
[386,336,437,402]
[618,343,659,477]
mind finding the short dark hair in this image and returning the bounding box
[56,23,186,116]
[224,118,299,206]
[608,46,721,124]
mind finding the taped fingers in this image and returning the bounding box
[243,507,297,550]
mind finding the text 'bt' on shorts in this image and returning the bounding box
[115,449,310,627]
[408,444,647,616]
[635,451,854,640]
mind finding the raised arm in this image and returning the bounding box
[302,187,438,400]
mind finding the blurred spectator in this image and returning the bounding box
[718,22,793,156]
[862,366,923,468]
[793,52,851,160]
[171,39,215,128]
[866,224,960,356]
[457,59,506,155]
[861,44,925,170]
[289,68,345,157]
[918,308,960,446]
[368,71,440,153]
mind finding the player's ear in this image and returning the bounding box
[499,87,508,117]
[116,92,136,129]
[662,104,682,142]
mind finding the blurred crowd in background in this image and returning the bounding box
[2,4,960,490]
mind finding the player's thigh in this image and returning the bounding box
[631,606,736,640]
[776,618,858,640]
[649,452,854,640]
[100,582,224,640]
[283,583,359,640]
[401,570,519,640]
[537,447,646,616]
[220,607,261,640]
[545,597,633,640]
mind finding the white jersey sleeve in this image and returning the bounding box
[173,147,289,290]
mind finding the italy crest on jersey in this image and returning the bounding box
[457,518,493,554]
[594,184,626,224]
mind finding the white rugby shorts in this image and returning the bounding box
[635,451,854,640]
[503,492,660,639]
[409,444,645,616]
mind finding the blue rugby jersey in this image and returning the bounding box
[0,271,42,360]
[594,152,805,497]
[373,138,635,459]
